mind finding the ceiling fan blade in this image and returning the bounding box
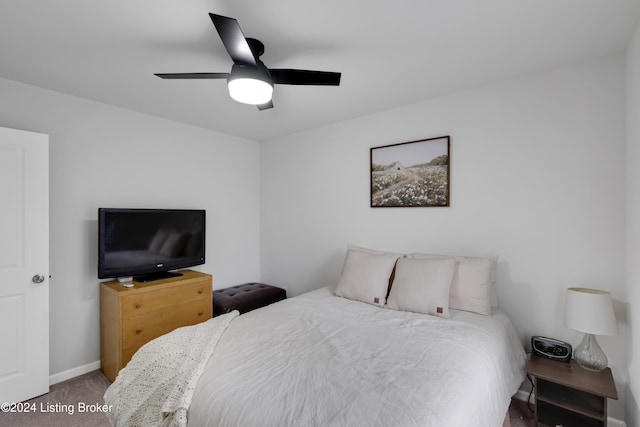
[257,100,274,111]
[155,73,229,79]
[269,69,341,86]
[209,14,257,67]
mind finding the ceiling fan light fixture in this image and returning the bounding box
[228,78,273,105]
[227,64,273,105]
[156,14,342,111]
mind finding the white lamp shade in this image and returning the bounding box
[228,78,273,105]
[564,287,618,336]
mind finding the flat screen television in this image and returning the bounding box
[98,208,205,282]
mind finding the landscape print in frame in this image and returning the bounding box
[370,136,450,207]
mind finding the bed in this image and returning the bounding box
[105,246,527,427]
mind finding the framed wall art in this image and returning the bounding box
[370,135,450,207]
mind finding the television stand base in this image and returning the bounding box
[134,271,184,283]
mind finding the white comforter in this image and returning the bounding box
[104,312,238,427]
[188,287,526,427]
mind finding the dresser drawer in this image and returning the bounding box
[100,270,213,382]
[121,280,210,318]
[122,298,211,348]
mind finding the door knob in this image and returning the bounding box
[32,274,45,284]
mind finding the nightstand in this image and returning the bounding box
[527,355,618,426]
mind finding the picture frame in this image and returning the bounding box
[370,136,450,207]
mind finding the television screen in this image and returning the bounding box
[98,208,205,281]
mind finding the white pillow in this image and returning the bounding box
[386,257,456,318]
[410,253,496,315]
[334,246,401,306]
[345,243,402,256]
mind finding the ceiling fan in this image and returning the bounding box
[155,13,342,110]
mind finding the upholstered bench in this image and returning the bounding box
[213,283,287,317]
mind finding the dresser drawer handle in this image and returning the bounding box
[197,289,203,294]
[197,310,203,316]
[135,327,142,334]
[135,302,142,309]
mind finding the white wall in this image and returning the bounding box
[626,21,640,427]
[0,77,261,378]
[261,55,628,420]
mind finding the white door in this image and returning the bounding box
[0,127,49,403]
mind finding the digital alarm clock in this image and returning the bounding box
[531,336,572,362]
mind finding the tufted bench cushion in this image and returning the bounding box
[213,283,287,317]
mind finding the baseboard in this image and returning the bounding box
[609,418,629,427]
[514,389,531,403]
[49,360,101,386]
[513,388,626,427]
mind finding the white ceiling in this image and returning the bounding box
[1,1,639,141]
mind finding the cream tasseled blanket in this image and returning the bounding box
[104,311,238,427]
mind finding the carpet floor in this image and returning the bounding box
[0,370,539,427]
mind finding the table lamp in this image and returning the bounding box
[564,287,618,372]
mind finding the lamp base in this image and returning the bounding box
[574,333,608,372]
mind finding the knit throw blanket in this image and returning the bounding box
[104,311,238,427]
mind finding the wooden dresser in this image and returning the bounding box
[100,269,212,382]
